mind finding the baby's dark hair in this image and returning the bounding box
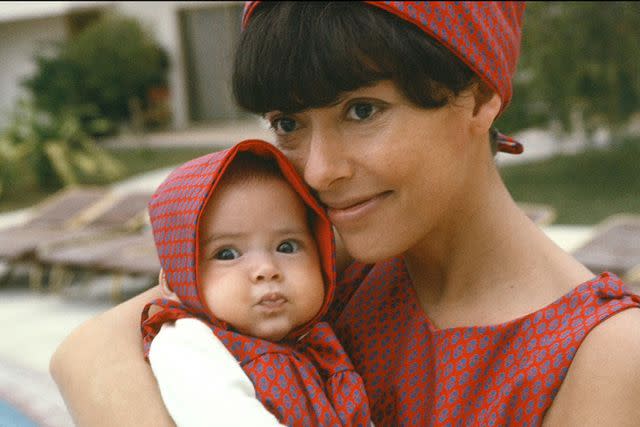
[216,150,317,232]
[219,152,284,188]
[233,2,486,115]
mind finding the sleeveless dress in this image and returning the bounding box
[330,258,640,426]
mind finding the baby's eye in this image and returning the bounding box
[346,102,378,121]
[214,248,240,260]
[270,117,298,135]
[277,240,300,254]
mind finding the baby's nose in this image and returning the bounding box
[251,256,282,282]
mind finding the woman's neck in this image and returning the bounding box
[403,161,592,329]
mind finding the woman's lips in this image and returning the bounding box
[326,191,391,225]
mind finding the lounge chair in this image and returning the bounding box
[0,187,106,286]
[625,265,640,293]
[37,228,159,301]
[572,214,640,278]
[0,187,106,261]
[3,190,153,289]
[518,202,557,226]
[95,230,160,276]
[96,230,160,301]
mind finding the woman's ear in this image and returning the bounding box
[471,84,502,136]
[158,269,179,301]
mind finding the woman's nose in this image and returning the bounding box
[303,129,352,191]
[251,255,282,283]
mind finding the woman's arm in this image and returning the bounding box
[50,285,175,426]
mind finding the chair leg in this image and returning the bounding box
[49,265,61,292]
[79,270,94,298]
[29,264,44,292]
[50,265,74,293]
[625,265,640,293]
[111,274,125,303]
[0,262,13,287]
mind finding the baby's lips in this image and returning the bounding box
[257,291,287,305]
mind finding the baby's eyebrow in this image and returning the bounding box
[203,233,244,245]
[203,228,308,244]
[274,228,308,236]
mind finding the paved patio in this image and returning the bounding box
[0,289,109,427]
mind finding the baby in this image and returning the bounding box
[141,139,371,426]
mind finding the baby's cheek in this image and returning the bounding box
[203,286,234,320]
[301,286,324,322]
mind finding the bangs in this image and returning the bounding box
[234,2,476,115]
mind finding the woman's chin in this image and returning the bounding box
[342,234,404,264]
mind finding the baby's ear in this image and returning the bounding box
[158,269,180,301]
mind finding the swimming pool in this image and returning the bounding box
[0,398,39,427]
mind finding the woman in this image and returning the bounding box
[51,2,640,425]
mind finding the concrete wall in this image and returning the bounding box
[115,1,244,129]
[0,17,67,129]
[116,1,190,129]
[0,1,244,131]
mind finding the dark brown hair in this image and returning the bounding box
[214,151,316,233]
[219,152,283,188]
[233,2,480,115]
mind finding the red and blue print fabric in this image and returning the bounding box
[329,259,640,426]
[141,140,371,426]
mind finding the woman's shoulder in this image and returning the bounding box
[543,305,640,425]
[569,273,640,350]
[486,273,640,426]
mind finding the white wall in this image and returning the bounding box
[0,16,67,129]
[115,1,243,129]
[0,1,244,131]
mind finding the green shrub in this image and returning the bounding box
[0,132,30,199]
[23,14,169,137]
[0,100,124,197]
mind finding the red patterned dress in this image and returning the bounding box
[331,259,640,426]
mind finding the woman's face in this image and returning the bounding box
[265,80,482,262]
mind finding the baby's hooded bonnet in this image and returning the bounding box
[141,140,372,425]
[142,139,335,347]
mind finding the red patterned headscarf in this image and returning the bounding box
[241,1,526,154]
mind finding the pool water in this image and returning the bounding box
[0,399,39,427]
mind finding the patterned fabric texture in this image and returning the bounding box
[331,260,640,426]
[242,1,526,113]
[141,139,371,426]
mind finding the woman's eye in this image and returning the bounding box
[346,102,378,121]
[277,240,300,254]
[213,248,240,260]
[270,117,297,135]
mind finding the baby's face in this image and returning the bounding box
[198,177,325,341]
